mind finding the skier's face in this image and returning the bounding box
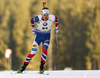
[42,13,49,20]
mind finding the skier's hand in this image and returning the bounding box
[32,27,36,35]
[54,27,58,34]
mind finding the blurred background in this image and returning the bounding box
[0,0,100,71]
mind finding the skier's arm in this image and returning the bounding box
[30,16,39,35]
[54,16,59,34]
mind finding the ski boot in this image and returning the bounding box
[17,63,28,73]
[39,61,45,74]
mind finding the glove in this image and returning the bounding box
[54,27,59,34]
[32,27,36,35]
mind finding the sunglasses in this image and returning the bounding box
[43,14,49,16]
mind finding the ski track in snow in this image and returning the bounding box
[0,70,100,78]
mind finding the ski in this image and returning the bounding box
[11,71,49,75]
[11,71,26,74]
[37,72,49,75]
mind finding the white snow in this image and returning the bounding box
[0,70,100,78]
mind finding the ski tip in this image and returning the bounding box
[11,72,24,74]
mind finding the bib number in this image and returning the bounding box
[42,27,48,29]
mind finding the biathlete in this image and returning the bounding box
[17,3,59,74]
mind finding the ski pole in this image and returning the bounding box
[22,34,34,45]
[55,34,59,49]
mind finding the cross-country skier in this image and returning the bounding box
[17,3,59,74]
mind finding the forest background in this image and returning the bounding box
[0,0,100,71]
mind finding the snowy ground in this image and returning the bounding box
[0,70,100,78]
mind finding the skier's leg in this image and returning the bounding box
[40,39,50,74]
[24,41,39,64]
[17,34,41,73]
[17,41,39,73]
